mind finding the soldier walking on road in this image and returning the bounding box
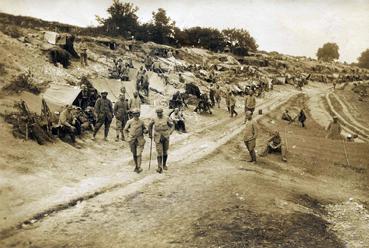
[124,109,147,173]
[229,92,238,117]
[225,88,231,113]
[244,91,256,117]
[209,84,216,107]
[148,108,175,173]
[243,111,257,163]
[214,84,221,108]
[93,91,113,141]
[114,94,129,141]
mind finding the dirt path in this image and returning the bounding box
[1,91,368,248]
[325,91,369,142]
[0,86,299,239]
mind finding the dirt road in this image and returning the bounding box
[1,87,369,248]
[0,86,298,239]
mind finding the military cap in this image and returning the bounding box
[101,90,108,94]
[156,108,163,113]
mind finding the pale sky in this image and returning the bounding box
[1,0,369,63]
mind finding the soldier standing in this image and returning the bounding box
[148,108,175,173]
[209,84,216,107]
[124,109,147,173]
[243,111,257,163]
[229,92,238,117]
[93,91,113,141]
[326,116,341,139]
[80,47,88,67]
[244,91,256,118]
[214,84,221,108]
[129,92,141,111]
[114,94,129,141]
[225,87,231,113]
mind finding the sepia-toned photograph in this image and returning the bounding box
[0,0,369,247]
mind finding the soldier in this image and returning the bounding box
[136,66,145,91]
[129,92,141,111]
[148,108,175,173]
[214,84,221,108]
[170,108,186,133]
[114,93,129,141]
[144,55,153,71]
[225,87,231,113]
[326,116,342,139]
[142,72,150,96]
[209,84,216,107]
[93,91,113,141]
[229,92,238,117]
[298,109,307,128]
[124,109,147,173]
[59,105,77,143]
[120,85,126,98]
[281,109,294,123]
[179,73,185,84]
[244,91,256,118]
[259,131,287,162]
[243,111,257,163]
[80,47,88,67]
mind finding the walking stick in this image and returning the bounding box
[342,139,350,167]
[284,127,288,152]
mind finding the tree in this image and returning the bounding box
[181,27,226,52]
[96,0,139,37]
[149,8,176,44]
[357,49,369,69]
[222,28,258,51]
[316,42,339,62]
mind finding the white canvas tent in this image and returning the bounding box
[42,84,81,111]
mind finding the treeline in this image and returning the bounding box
[95,0,258,55]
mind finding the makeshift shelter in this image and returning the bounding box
[42,84,81,111]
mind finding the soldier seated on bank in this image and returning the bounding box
[259,131,287,162]
[194,93,212,114]
[58,105,77,143]
[170,108,186,133]
[281,109,294,123]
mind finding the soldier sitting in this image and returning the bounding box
[259,131,287,162]
[281,109,294,123]
[58,105,77,143]
[170,108,186,133]
[194,93,212,114]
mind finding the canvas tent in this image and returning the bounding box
[42,84,81,111]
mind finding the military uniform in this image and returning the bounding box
[124,111,146,173]
[259,132,287,162]
[114,97,129,141]
[214,87,221,108]
[225,89,231,112]
[243,119,257,162]
[229,94,238,117]
[80,48,88,66]
[93,94,113,140]
[244,94,256,115]
[129,96,141,111]
[326,119,342,140]
[148,109,174,173]
[59,107,76,142]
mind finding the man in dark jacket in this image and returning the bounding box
[114,93,129,141]
[298,109,307,127]
[93,91,113,141]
